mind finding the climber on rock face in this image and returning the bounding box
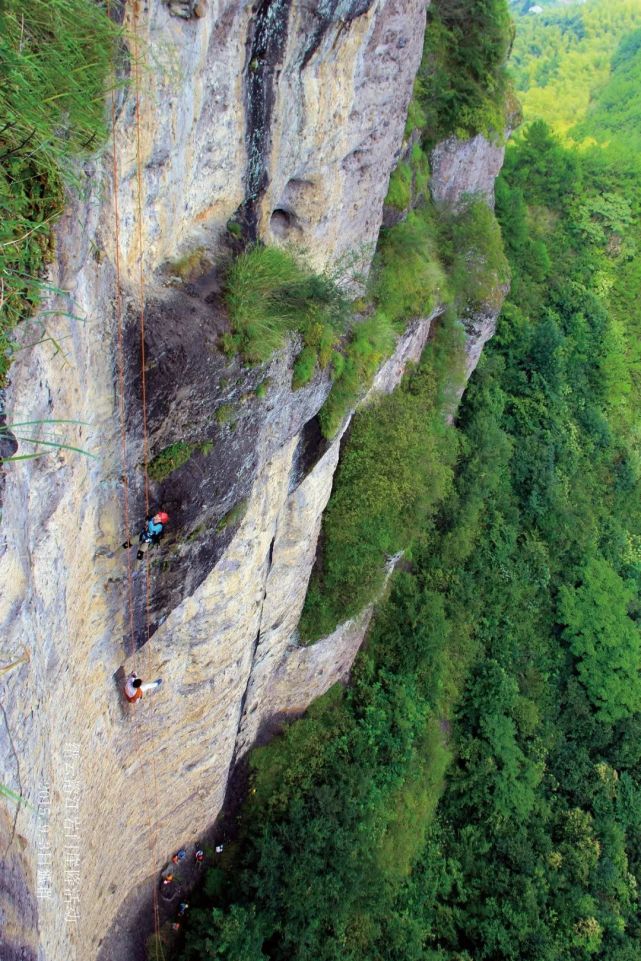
[124,671,163,703]
[122,511,169,560]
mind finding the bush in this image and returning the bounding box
[215,404,235,425]
[405,76,429,135]
[303,321,339,368]
[317,312,396,438]
[410,143,431,197]
[440,199,510,310]
[385,162,412,211]
[148,442,196,481]
[223,245,350,364]
[418,0,512,143]
[147,439,214,481]
[372,208,447,328]
[291,347,317,389]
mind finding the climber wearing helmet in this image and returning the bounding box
[122,511,170,560]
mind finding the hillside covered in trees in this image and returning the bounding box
[159,3,641,959]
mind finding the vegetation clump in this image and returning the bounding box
[0,0,119,383]
[166,247,211,282]
[385,162,412,211]
[291,347,317,390]
[222,245,350,365]
[216,499,248,533]
[301,313,465,641]
[148,440,213,481]
[418,0,513,143]
[214,404,235,426]
[385,146,431,212]
[441,198,511,310]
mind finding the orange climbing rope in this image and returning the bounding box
[108,1,166,954]
[130,2,166,949]
[109,40,136,660]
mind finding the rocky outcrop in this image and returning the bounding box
[429,132,511,379]
[460,284,511,380]
[430,132,507,210]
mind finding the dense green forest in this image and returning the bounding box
[510,0,641,137]
[169,3,641,960]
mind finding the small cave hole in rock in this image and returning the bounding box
[289,415,331,491]
[270,208,293,238]
[267,536,275,568]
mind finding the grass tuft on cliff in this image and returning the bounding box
[0,0,119,384]
[222,245,351,365]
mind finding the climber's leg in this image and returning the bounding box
[136,538,150,561]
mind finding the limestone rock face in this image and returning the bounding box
[256,0,427,268]
[110,0,425,279]
[461,283,511,380]
[430,132,507,210]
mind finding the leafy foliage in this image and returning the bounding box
[510,0,641,137]
[385,161,412,211]
[302,315,463,641]
[559,558,641,723]
[418,0,513,142]
[148,442,199,481]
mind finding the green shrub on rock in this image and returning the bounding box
[223,245,350,364]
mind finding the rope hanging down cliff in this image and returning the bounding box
[109,0,166,951]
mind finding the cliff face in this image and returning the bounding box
[0,2,508,959]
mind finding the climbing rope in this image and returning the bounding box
[108,29,136,660]
[130,1,166,948]
[108,1,166,954]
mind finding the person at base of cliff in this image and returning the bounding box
[124,671,163,703]
[122,511,169,560]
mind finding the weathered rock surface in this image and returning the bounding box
[461,282,511,380]
[430,132,507,210]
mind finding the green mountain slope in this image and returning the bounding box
[575,28,641,154]
[510,0,641,134]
